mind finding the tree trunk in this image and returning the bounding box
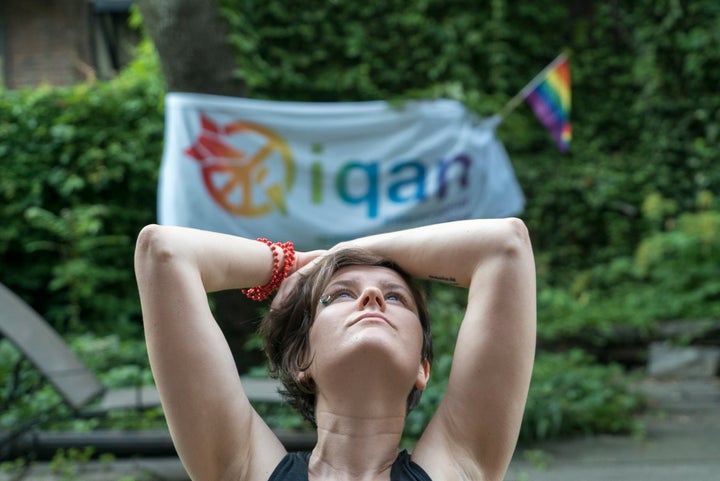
[134,0,245,96]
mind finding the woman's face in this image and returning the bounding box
[306,265,428,393]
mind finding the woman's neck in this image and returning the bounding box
[309,406,406,481]
[305,341,419,479]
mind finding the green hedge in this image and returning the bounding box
[0,44,164,334]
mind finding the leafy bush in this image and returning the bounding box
[538,196,720,344]
[0,41,165,334]
[521,349,643,442]
[0,334,164,434]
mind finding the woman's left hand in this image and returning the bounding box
[271,249,327,309]
[291,249,327,276]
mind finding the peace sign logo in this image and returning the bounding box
[185,114,295,217]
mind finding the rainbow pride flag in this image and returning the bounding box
[525,54,572,152]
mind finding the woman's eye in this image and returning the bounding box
[386,292,406,303]
[320,290,354,305]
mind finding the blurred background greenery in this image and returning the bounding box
[1,0,718,447]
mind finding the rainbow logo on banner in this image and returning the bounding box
[525,54,572,152]
[184,115,295,217]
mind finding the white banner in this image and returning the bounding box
[158,93,524,250]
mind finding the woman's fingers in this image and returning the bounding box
[292,249,327,273]
[271,249,327,309]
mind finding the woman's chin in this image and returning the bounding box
[324,333,419,378]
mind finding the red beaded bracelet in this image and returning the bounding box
[242,238,296,301]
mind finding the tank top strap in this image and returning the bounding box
[267,451,311,481]
[391,450,433,481]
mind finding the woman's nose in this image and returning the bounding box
[359,286,385,310]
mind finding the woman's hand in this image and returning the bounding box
[291,249,328,276]
[271,249,327,309]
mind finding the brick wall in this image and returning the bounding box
[4,0,92,88]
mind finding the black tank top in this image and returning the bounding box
[267,449,433,481]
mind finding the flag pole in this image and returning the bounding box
[499,51,570,119]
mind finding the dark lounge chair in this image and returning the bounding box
[0,282,315,458]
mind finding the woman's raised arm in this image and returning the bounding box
[134,225,292,481]
[335,218,537,481]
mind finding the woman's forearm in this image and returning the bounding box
[134,224,279,293]
[333,218,531,288]
[134,218,532,294]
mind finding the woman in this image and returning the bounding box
[134,218,536,481]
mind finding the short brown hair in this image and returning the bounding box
[259,248,433,425]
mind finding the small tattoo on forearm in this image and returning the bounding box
[428,275,457,284]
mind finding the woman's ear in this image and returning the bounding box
[295,366,313,385]
[414,359,430,391]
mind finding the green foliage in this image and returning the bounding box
[0,44,164,334]
[23,205,130,329]
[521,349,643,442]
[515,0,719,282]
[539,196,720,343]
[0,334,164,433]
[0,339,63,432]
[48,447,96,481]
[219,0,571,114]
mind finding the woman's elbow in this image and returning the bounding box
[500,217,533,258]
[134,224,179,274]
